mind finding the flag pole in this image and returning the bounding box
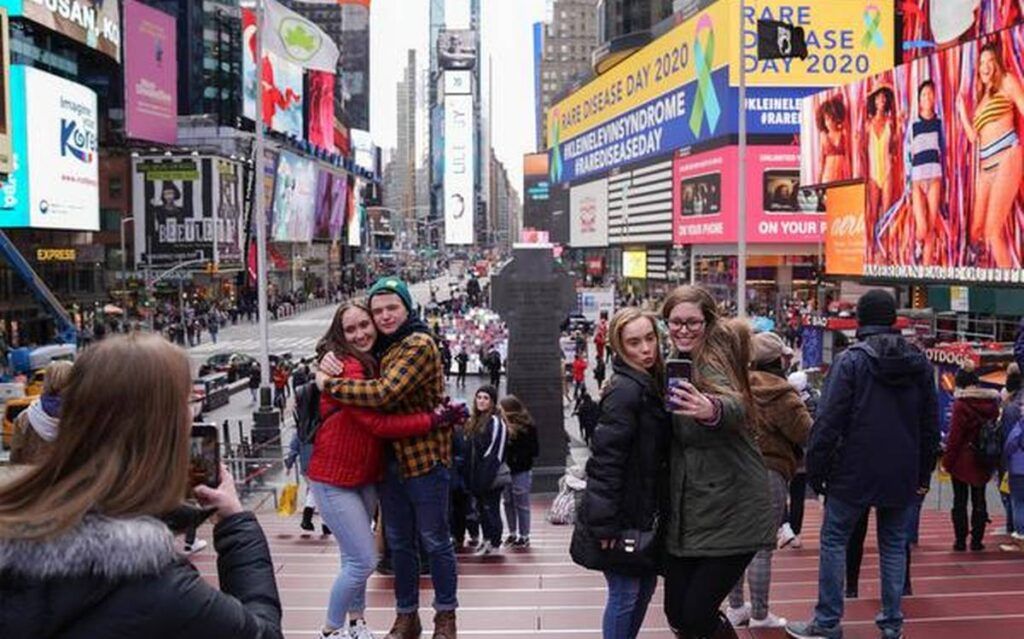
[255,0,272,390]
[737,0,748,318]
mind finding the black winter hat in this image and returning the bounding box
[476,384,499,406]
[856,289,897,327]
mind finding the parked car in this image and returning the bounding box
[198,352,258,382]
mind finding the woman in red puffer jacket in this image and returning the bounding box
[306,301,453,639]
[942,362,1000,551]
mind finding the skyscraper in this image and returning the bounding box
[534,0,601,150]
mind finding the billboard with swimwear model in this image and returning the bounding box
[802,20,1024,284]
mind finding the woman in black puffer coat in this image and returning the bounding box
[571,308,670,639]
[0,334,282,639]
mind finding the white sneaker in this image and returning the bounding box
[725,603,752,627]
[318,628,348,639]
[790,535,803,549]
[183,539,208,555]
[778,523,796,549]
[750,612,788,628]
[348,619,375,639]
[474,541,497,556]
[1011,531,1024,542]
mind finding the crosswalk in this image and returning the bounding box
[188,336,321,358]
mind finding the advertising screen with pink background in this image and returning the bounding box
[124,0,177,144]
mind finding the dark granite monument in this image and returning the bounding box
[491,244,575,492]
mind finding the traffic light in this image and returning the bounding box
[205,262,219,274]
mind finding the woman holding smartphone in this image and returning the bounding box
[0,334,283,638]
[660,286,776,639]
[572,307,669,639]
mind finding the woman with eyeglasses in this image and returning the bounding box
[659,286,776,639]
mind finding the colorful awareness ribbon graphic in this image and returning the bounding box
[861,4,884,49]
[549,113,563,183]
[689,15,721,138]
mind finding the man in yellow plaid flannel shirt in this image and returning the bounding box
[320,277,458,639]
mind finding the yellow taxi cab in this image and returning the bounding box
[25,369,46,397]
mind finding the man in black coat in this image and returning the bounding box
[787,290,939,639]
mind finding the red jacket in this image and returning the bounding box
[942,387,1000,487]
[308,355,434,487]
[572,358,588,383]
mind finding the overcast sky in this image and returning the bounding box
[369,0,550,199]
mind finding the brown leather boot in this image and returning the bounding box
[384,612,422,639]
[432,610,457,639]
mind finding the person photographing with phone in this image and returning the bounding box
[660,286,775,639]
[0,334,282,638]
[571,307,670,639]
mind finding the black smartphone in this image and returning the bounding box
[189,425,220,489]
[665,358,693,409]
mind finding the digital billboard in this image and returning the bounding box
[0,8,11,176]
[570,178,609,247]
[132,156,244,268]
[444,94,474,245]
[438,29,477,70]
[0,66,98,231]
[824,182,866,276]
[314,170,348,241]
[0,0,120,61]
[673,145,824,245]
[271,152,317,243]
[124,0,177,145]
[805,19,1024,283]
[308,71,337,153]
[351,128,377,174]
[901,0,1023,61]
[348,177,363,247]
[523,153,551,232]
[243,9,304,139]
[444,70,471,95]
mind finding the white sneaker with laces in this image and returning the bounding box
[348,619,375,639]
[318,628,348,639]
[474,541,497,556]
[183,539,208,555]
[750,612,788,628]
[725,603,752,627]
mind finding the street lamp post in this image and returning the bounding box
[119,216,134,317]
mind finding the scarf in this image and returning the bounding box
[27,396,61,442]
[373,316,433,359]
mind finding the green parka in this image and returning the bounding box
[664,366,776,558]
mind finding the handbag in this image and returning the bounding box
[491,462,512,490]
[570,501,662,577]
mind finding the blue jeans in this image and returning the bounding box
[603,571,656,639]
[814,495,911,637]
[503,470,532,538]
[1010,474,1024,535]
[380,460,459,612]
[310,481,378,629]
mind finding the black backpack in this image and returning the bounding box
[293,382,322,444]
[971,417,1002,466]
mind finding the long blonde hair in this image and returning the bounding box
[661,286,754,414]
[0,334,193,540]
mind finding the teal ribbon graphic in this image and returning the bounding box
[549,111,563,183]
[861,5,884,49]
[689,15,721,138]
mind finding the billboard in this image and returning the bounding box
[0,8,10,175]
[623,249,648,279]
[348,177,363,247]
[444,0,471,29]
[824,182,866,276]
[673,145,824,245]
[570,178,609,247]
[243,10,304,138]
[271,152,317,243]
[438,29,477,70]
[901,0,1023,61]
[0,0,120,61]
[732,1,895,87]
[0,66,98,231]
[805,20,1024,283]
[132,156,244,268]
[308,71,337,153]
[444,94,474,245]
[124,0,177,145]
[351,128,376,173]
[444,70,472,95]
[523,153,551,232]
[314,170,348,241]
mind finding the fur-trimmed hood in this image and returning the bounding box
[0,514,177,580]
[954,386,1001,402]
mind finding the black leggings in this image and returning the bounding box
[787,471,807,535]
[663,553,755,637]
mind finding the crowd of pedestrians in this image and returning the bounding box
[4,277,1024,639]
